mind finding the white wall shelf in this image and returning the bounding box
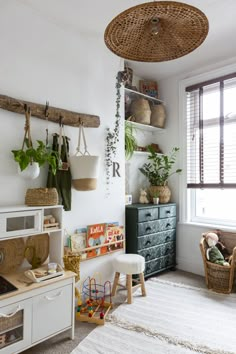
[125,87,164,104]
[126,120,165,133]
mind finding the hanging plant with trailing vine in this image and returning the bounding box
[105,70,128,195]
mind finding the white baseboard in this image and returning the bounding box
[176,256,205,277]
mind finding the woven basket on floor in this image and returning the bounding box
[200,231,236,294]
[25,188,58,206]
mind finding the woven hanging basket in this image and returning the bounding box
[130,98,151,125]
[151,104,166,128]
[104,1,209,62]
[25,188,59,206]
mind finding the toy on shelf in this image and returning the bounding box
[76,276,112,325]
[43,214,59,230]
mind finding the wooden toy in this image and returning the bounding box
[76,276,112,325]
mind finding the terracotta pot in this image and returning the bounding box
[149,185,171,204]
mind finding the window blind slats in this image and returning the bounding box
[186,74,236,188]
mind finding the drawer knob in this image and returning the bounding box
[145,226,152,232]
[145,253,151,260]
[165,248,170,255]
[165,236,170,242]
[145,240,151,246]
[146,213,152,217]
[166,223,171,228]
[166,210,171,214]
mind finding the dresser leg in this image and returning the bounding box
[111,272,120,296]
[139,272,147,297]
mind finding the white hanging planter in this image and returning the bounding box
[69,125,100,191]
[70,155,100,191]
[18,162,40,180]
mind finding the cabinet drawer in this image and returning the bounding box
[32,284,72,343]
[137,230,175,249]
[145,253,175,276]
[138,242,175,261]
[159,205,176,219]
[138,217,176,236]
[137,208,159,223]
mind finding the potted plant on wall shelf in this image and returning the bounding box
[125,121,137,160]
[139,145,182,204]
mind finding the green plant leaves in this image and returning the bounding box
[125,122,137,160]
[12,140,58,175]
[139,146,182,186]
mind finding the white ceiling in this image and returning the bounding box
[16,0,236,79]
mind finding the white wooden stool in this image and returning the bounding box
[111,254,146,304]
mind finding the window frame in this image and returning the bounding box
[179,62,236,227]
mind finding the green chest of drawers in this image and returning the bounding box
[125,203,176,278]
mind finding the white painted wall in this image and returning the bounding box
[0,2,125,283]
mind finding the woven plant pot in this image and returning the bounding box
[149,185,171,204]
[25,188,59,206]
[151,104,166,128]
[130,98,151,125]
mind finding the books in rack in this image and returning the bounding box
[106,225,124,251]
[87,223,107,258]
[139,80,158,98]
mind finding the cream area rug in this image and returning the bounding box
[71,279,236,354]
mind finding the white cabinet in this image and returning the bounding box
[0,205,75,354]
[32,284,72,343]
[0,299,32,354]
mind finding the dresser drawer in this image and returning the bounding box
[159,205,176,219]
[137,208,159,223]
[138,217,176,236]
[137,229,175,249]
[138,241,175,261]
[145,253,175,276]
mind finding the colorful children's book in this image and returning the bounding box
[87,223,107,258]
[106,225,124,251]
[71,228,87,253]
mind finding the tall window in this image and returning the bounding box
[186,73,236,225]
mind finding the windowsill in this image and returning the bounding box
[178,221,236,232]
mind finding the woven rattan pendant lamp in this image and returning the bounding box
[104,1,209,62]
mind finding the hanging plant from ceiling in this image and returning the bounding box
[105,70,129,196]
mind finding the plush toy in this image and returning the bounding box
[139,188,149,204]
[205,232,229,266]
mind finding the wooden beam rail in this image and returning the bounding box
[0,94,100,128]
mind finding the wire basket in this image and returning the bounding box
[200,231,236,294]
[25,188,58,206]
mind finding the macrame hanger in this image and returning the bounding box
[22,104,32,150]
[76,120,90,155]
[45,101,50,148]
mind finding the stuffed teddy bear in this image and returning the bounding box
[139,188,149,204]
[205,232,229,266]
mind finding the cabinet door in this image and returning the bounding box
[0,299,32,354]
[32,284,73,343]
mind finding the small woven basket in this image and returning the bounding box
[25,188,59,206]
[63,254,80,283]
[0,310,23,332]
[200,231,236,294]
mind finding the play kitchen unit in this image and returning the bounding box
[0,205,75,353]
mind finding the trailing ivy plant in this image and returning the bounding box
[105,71,127,194]
[12,139,58,175]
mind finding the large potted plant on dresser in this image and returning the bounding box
[139,145,182,203]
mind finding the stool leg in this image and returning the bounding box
[139,272,146,297]
[127,274,132,304]
[112,272,120,296]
